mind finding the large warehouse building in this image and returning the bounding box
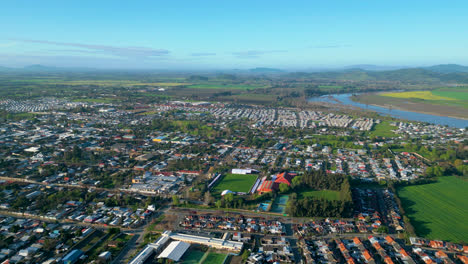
[157,241,191,261]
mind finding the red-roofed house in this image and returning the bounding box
[273,172,296,190]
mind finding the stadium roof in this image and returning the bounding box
[257,180,273,193]
[158,241,190,261]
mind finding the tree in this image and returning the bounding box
[376,225,389,234]
[204,191,214,205]
[172,195,179,206]
[279,183,290,193]
[224,193,234,203]
[291,176,302,189]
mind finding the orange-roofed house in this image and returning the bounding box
[338,242,347,252]
[385,236,395,244]
[429,240,444,248]
[423,256,434,264]
[457,255,468,264]
[353,237,362,245]
[373,242,382,251]
[384,256,394,264]
[435,251,448,258]
[463,245,468,253]
[273,172,295,188]
[400,248,410,258]
[347,257,356,264]
[257,180,273,194]
[363,250,373,262]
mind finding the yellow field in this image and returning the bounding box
[381,91,455,101]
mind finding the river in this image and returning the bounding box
[308,93,468,128]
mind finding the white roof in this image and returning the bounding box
[158,241,190,261]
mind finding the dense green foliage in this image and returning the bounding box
[286,171,353,217]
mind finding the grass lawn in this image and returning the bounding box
[298,190,341,200]
[203,252,227,263]
[212,173,258,194]
[397,176,468,243]
[368,121,398,138]
[180,249,206,264]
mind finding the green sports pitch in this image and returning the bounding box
[212,173,258,194]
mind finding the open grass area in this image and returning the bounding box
[212,173,258,194]
[397,176,468,243]
[298,190,341,200]
[203,252,227,263]
[180,249,205,264]
[368,121,398,138]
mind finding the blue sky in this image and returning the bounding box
[1,0,467,69]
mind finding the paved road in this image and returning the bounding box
[0,175,163,197]
[117,205,171,263]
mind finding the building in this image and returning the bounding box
[158,241,190,261]
[169,232,243,253]
[62,249,83,264]
[129,231,171,264]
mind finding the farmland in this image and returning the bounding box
[353,87,468,119]
[381,91,455,101]
[212,173,258,194]
[397,176,468,243]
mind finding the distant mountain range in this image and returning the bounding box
[0,63,467,74]
[423,64,468,73]
[1,64,468,84]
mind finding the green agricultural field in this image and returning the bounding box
[212,173,258,194]
[431,87,468,100]
[298,190,341,200]
[397,176,468,243]
[368,121,398,138]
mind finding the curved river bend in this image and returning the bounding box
[308,93,468,128]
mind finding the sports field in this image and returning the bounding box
[180,249,227,264]
[212,173,258,193]
[203,252,227,263]
[397,176,468,243]
[180,249,205,264]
